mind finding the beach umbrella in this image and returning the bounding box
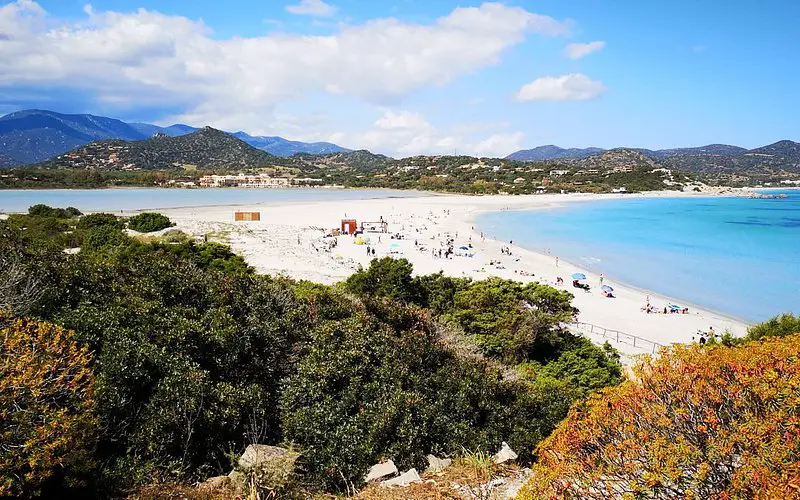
[571,272,587,280]
[601,285,614,293]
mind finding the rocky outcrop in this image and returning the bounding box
[493,442,518,464]
[238,444,299,469]
[364,459,398,483]
[381,468,422,487]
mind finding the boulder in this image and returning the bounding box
[381,468,422,487]
[425,454,452,473]
[364,459,398,483]
[493,442,518,464]
[198,475,230,491]
[238,444,299,469]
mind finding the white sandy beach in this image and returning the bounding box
[157,191,750,361]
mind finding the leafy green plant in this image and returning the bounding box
[127,212,174,233]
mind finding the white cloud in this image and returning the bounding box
[471,132,525,157]
[563,40,605,59]
[285,0,336,17]
[515,73,606,101]
[0,1,571,134]
[331,109,522,158]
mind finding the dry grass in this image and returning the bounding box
[127,483,236,500]
[357,481,460,500]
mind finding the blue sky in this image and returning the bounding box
[0,0,798,156]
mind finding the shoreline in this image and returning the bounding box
[465,206,754,329]
[156,190,752,360]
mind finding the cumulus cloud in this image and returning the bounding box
[285,0,336,17]
[515,73,605,101]
[0,1,571,135]
[471,132,525,157]
[331,109,524,158]
[563,40,605,59]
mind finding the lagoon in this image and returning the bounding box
[0,188,422,213]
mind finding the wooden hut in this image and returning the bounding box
[234,211,261,221]
[341,219,357,234]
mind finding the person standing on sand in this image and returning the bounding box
[555,256,559,267]
[599,273,604,286]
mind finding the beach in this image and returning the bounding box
[155,191,751,361]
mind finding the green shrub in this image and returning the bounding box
[77,213,124,230]
[27,204,82,218]
[746,313,800,341]
[127,212,174,233]
[280,301,577,490]
[81,226,131,252]
[344,257,419,303]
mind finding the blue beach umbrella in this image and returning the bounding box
[601,285,614,293]
[571,272,587,280]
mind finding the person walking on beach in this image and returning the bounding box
[599,273,604,286]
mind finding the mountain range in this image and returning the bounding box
[0,109,350,167]
[507,142,799,163]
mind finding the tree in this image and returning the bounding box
[445,277,577,363]
[520,335,800,499]
[127,212,174,233]
[745,313,800,342]
[0,315,96,497]
[344,257,419,303]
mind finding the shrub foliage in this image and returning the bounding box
[0,315,96,497]
[521,335,800,499]
[127,212,174,233]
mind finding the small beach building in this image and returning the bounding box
[341,219,357,234]
[234,211,261,221]
[360,220,388,233]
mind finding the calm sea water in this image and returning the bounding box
[477,191,800,323]
[0,188,421,213]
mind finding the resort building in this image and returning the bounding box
[199,174,323,188]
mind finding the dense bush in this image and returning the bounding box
[344,257,419,303]
[27,204,82,218]
[127,212,174,233]
[281,300,575,490]
[0,314,96,497]
[745,312,800,341]
[445,277,577,363]
[76,212,124,230]
[38,244,309,491]
[521,335,800,499]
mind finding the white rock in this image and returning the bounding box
[364,459,398,483]
[238,444,298,469]
[493,441,518,464]
[425,454,452,473]
[381,468,422,487]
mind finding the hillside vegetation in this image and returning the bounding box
[0,206,620,497]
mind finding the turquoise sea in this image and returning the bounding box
[477,191,800,323]
[0,188,421,213]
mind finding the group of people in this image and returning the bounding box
[694,326,716,344]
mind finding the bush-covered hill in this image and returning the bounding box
[37,127,282,171]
